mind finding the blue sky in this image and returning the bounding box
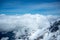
[0,0,60,15]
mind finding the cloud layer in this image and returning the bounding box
[0,14,60,40]
[0,14,49,32]
[0,14,60,32]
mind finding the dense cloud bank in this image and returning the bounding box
[0,14,60,40]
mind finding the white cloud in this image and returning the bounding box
[1,37,9,40]
[0,14,50,32]
[0,14,60,40]
[0,14,59,32]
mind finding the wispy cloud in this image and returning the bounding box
[0,0,60,15]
